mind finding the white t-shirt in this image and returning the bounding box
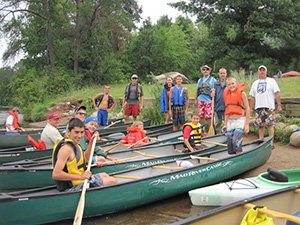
[249,77,280,110]
[41,123,63,149]
[5,115,15,132]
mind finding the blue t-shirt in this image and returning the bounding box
[196,76,217,102]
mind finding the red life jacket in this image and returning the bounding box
[84,128,92,141]
[224,82,245,116]
[7,111,20,130]
[28,135,47,150]
[123,127,147,144]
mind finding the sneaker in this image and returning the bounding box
[272,145,275,150]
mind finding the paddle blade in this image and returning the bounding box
[208,126,215,136]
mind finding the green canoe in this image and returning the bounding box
[0,122,172,163]
[0,136,272,225]
[0,119,151,149]
[0,134,227,189]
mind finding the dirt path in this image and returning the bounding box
[240,133,299,178]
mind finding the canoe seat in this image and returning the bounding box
[267,168,288,182]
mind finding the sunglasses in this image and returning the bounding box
[202,68,210,71]
[132,77,138,80]
[77,112,86,116]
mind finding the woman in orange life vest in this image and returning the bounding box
[222,77,250,155]
[80,117,118,166]
[121,121,147,146]
[5,107,25,133]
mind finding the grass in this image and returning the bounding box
[29,73,300,121]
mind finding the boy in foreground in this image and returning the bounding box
[52,118,116,192]
[222,77,250,154]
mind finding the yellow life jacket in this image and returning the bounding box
[52,138,86,191]
[182,122,202,148]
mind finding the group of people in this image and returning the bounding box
[5,64,281,192]
[160,64,281,153]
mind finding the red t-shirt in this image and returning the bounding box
[183,125,193,139]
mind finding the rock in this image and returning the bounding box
[290,131,300,147]
[91,111,97,118]
[62,113,69,117]
[283,124,298,135]
[274,122,286,130]
[275,114,282,120]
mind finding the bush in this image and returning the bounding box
[141,82,165,125]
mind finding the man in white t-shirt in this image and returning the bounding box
[41,113,63,149]
[249,65,282,149]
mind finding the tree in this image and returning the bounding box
[171,0,300,73]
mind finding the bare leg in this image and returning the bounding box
[179,124,183,130]
[124,115,129,124]
[100,172,117,185]
[200,118,206,127]
[267,125,275,144]
[258,126,265,139]
[173,125,178,131]
[165,113,171,124]
[207,118,212,128]
[133,116,137,122]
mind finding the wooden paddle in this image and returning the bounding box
[148,137,162,142]
[73,136,97,225]
[208,88,215,136]
[91,156,140,167]
[243,203,300,224]
[202,140,227,147]
[128,137,147,148]
[104,141,125,153]
[104,120,120,129]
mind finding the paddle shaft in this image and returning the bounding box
[208,88,215,136]
[104,120,120,129]
[104,141,124,153]
[73,137,97,225]
[202,140,227,147]
[128,136,147,148]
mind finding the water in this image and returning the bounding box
[0,107,24,129]
[55,193,214,225]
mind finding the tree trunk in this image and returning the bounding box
[74,0,81,77]
[43,0,55,72]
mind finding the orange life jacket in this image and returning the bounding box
[7,111,20,130]
[124,127,147,144]
[224,82,245,116]
[84,128,92,141]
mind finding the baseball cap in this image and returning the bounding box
[85,116,97,124]
[200,65,211,70]
[48,113,60,120]
[74,105,86,115]
[131,74,138,79]
[258,65,267,71]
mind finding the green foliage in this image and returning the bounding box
[141,82,165,125]
[31,104,48,121]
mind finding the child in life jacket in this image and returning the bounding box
[182,112,207,152]
[81,117,118,166]
[121,121,148,146]
[222,77,250,154]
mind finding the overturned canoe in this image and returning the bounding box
[0,136,272,225]
[0,134,227,189]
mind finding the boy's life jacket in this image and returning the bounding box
[197,76,212,97]
[95,93,113,108]
[171,86,186,106]
[224,82,245,116]
[182,122,202,149]
[125,83,141,101]
[52,138,87,192]
[7,111,20,129]
[122,127,147,144]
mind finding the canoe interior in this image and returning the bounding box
[178,185,300,225]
